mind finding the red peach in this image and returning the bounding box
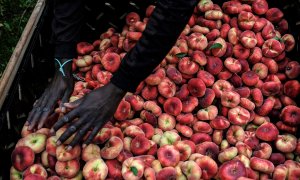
[266,8,284,23]
[226,125,245,145]
[206,56,223,75]
[193,121,212,134]
[282,34,296,52]
[174,141,193,161]
[131,135,151,155]
[199,88,215,108]
[222,1,241,14]
[181,96,198,113]
[197,70,215,87]
[197,105,218,121]
[285,61,300,79]
[233,44,250,60]
[275,134,297,153]
[188,32,208,51]
[157,145,180,167]
[210,116,230,130]
[156,167,176,180]
[284,80,300,98]
[224,57,242,73]
[11,146,35,171]
[141,85,158,100]
[250,157,274,174]
[256,122,279,141]
[221,90,241,108]
[196,142,219,161]
[163,97,182,116]
[55,159,80,179]
[212,80,234,98]
[253,142,272,159]
[178,57,199,75]
[165,46,181,64]
[145,68,166,86]
[218,147,238,163]
[240,30,257,48]
[187,78,206,97]
[218,160,247,180]
[240,98,255,111]
[166,66,182,84]
[235,87,251,98]
[262,39,285,58]
[252,0,268,15]
[238,11,255,30]
[191,133,212,145]
[253,18,267,32]
[280,105,300,125]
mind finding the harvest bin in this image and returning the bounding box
[0,0,299,179]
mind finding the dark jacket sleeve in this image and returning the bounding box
[111,0,198,92]
[51,0,85,59]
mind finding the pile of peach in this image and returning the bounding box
[11,0,300,179]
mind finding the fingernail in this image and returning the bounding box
[56,140,61,146]
[50,129,55,134]
[61,107,66,113]
[82,144,87,148]
[66,146,72,151]
[25,121,29,126]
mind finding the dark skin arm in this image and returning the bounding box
[33,0,198,149]
[26,59,74,130]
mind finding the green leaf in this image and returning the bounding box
[274,36,283,42]
[130,166,138,176]
[175,53,187,58]
[209,43,222,50]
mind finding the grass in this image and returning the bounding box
[0,0,37,77]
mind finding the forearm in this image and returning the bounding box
[51,0,85,59]
[111,0,197,92]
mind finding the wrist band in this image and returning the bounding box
[54,58,73,76]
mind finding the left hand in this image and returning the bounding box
[50,82,126,149]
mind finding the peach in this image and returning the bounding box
[178,57,199,75]
[81,144,101,162]
[252,62,268,79]
[101,136,123,159]
[285,61,300,79]
[218,69,233,80]
[235,87,251,98]
[256,32,265,47]
[218,146,238,163]
[222,1,241,14]
[23,164,47,179]
[226,125,245,145]
[158,113,176,131]
[252,0,268,15]
[250,157,274,174]
[238,11,255,30]
[46,136,58,156]
[10,166,23,180]
[176,39,188,53]
[221,90,241,108]
[241,71,259,87]
[175,84,189,100]
[122,157,144,180]
[253,142,272,159]
[240,30,257,48]
[165,46,181,64]
[140,110,158,127]
[284,80,300,98]
[105,159,122,179]
[228,106,251,125]
[56,144,81,161]
[131,135,150,155]
[256,96,275,116]
[280,105,300,125]
[196,141,219,161]
[218,160,247,180]
[210,116,230,130]
[100,52,121,73]
[55,159,80,179]
[188,32,208,51]
[166,66,182,84]
[144,167,155,180]
[197,105,218,121]
[77,42,94,55]
[143,101,161,117]
[233,44,250,60]
[206,56,223,75]
[273,164,288,180]
[261,22,276,40]
[181,96,198,113]
[282,34,296,52]
[157,145,180,167]
[114,100,131,121]
[248,47,262,65]
[197,70,215,87]
[117,150,133,163]
[158,78,176,98]
[239,98,255,111]
[212,80,233,98]
[269,153,286,166]
[211,37,227,57]
[138,123,154,139]
[253,18,267,32]
[145,68,166,86]
[199,88,215,108]
[197,0,213,13]
[256,122,279,141]
[11,146,35,171]
[193,121,212,134]
[92,127,111,144]
[191,50,207,66]
[266,8,283,23]
[275,134,297,153]
[156,167,176,180]
[126,12,140,26]
[172,141,192,161]
[228,27,239,45]
[141,85,158,100]
[206,29,220,41]
[163,97,182,116]
[187,78,206,97]
[191,133,212,145]
[262,39,285,58]
[191,25,210,34]
[220,24,230,39]
[236,142,252,158]
[159,131,181,146]
[181,160,202,179]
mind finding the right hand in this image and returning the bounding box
[26,59,74,130]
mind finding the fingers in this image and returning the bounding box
[60,89,73,113]
[67,122,92,149]
[51,109,79,133]
[37,107,54,129]
[63,98,83,109]
[56,115,87,145]
[83,123,102,146]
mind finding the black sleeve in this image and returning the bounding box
[111,0,198,92]
[51,0,85,59]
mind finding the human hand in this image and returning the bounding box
[26,58,74,130]
[50,82,126,149]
